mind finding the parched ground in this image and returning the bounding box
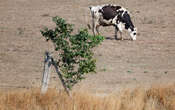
[0,0,175,94]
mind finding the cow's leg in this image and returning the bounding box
[95,24,100,35]
[116,22,124,40]
[119,31,123,40]
[92,18,100,36]
[92,17,96,36]
[115,26,119,40]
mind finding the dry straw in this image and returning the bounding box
[0,85,175,110]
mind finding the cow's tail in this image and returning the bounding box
[89,7,95,36]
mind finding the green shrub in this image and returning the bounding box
[41,16,104,90]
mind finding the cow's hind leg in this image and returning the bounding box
[96,25,100,35]
[92,19,95,36]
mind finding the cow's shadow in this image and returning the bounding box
[105,36,115,40]
[105,36,131,41]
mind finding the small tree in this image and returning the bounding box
[41,16,104,90]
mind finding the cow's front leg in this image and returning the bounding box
[119,31,123,40]
[116,23,124,40]
[115,26,119,40]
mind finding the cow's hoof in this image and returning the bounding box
[115,36,119,40]
[115,38,119,40]
[131,38,136,41]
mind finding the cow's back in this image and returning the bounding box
[100,5,121,20]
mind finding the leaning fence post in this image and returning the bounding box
[41,52,52,94]
[52,58,70,96]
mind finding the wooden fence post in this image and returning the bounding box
[41,52,70,96]
[41,52,52,94]
[52,58,70,96]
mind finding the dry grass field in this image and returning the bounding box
[0,85,175,110]
[0,0,175,108]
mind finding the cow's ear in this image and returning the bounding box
[89,6,92,10]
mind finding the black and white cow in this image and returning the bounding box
[89,4,137,40]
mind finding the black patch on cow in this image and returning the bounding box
[117,11,135,31]
[100,22,113,26]
[110,5,122,10]
[100,5,121,20]
[115,10,124,23]
[100,6,116,20]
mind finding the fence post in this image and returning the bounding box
[52,58,70,96]
[41,52,52,94]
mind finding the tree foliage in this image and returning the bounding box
[41,16,104,90]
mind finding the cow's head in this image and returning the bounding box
[121,11,137,40]
[129,27,137,40]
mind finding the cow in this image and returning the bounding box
[89,4,137,40]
